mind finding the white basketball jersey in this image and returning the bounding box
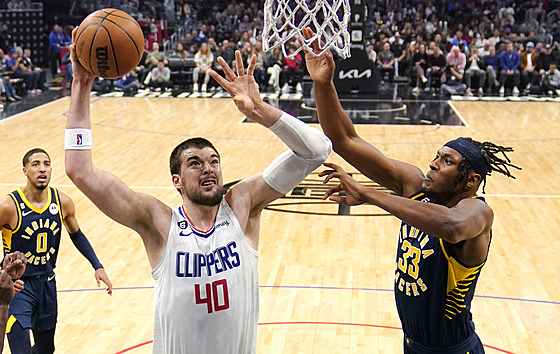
[152,199,259,353]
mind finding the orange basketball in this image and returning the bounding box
[75,9,144,79]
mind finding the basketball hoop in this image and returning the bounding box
[263,0,352,59]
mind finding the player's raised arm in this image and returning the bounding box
[209,51,331,244]
[301,28,424,197]
[64,28,169,267]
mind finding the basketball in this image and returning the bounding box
[75,9,144,79]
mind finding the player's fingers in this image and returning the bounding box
[106,280,113,295]
[323,183,342,199]
[14,280,24,293]
[329,195,346,204]
[218,57,236,81]
[323,162,340,170]
[235,50,245,76]
[322,173,336,184]
[246,54,256,77]
[317,169,335,177]
[209,69,230,90]
[72,26,78,43]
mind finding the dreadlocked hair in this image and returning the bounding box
[457,137,522,193]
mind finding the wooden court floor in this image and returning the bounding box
[0,96,559,353]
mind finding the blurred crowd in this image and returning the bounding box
[1,0,559,101]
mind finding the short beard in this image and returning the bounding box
[186,188,224,207]
[36,183,48,191]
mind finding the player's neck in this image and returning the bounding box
[21,184,49,206]
[182,201,220,232]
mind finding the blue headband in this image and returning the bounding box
[444,138,491,177]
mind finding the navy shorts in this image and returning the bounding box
[404,333,485,354]
[7,273,57,333]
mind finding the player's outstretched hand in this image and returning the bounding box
[95,268,113,296]
[70,27,97,83]
[0,271,14,306]
[3,251,27,280]
[319,162,366,206]
[209,50,262,119]
[301,28,336,84]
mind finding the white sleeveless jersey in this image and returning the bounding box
[151,199,259,354]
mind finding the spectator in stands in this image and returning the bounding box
[219,40,235,68]
[520,42,539,94]
[22,48,45,91]
[60,50,73,96]
[478,40,491,58]
[488,28,501,49]
[465,48,486,96]
[498,41,521,96]
[540,62,560,96]
[0,24,14,53]
[48,24,65,78]
[114,70,140,96]
[434,33,446,55]
[238,14,252,33]
[143,42,167,86]
[377,42,396,84]
[92,77,112,95]
[482,45,500,93]
[7,48,40,95]
[536,44,555,78]
[0,48,20,101]
[411,43,428,94]
[150,60,171,91]
[391,33,406,76]
[534,41,543,55]
[145,42,168,70]
[427,46,446,90]
[441,63,467,95]
[193,42,214,92]
[366,43,377,63]
[170,42,188,59]
[250,42,266,90]
[281,44,303,93]
[447,45,466,73]
[553,42,560,66]
[266,46,283,92]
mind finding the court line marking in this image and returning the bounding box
[0,183,558,199]
[57,285,560,306]
[113,323,514,354]
[0,96,67,123]
[447,101,470,127]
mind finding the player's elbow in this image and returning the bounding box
[65,157,91,187]
[308,135,332,168]
[317,136,333,161]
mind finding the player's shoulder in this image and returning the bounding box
[457,196,494,219]
[0,194,17,224]
[0,194,16,211]
[55,189,73,206]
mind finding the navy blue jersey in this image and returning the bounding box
[394,192,488,349]
[2,187,63,277]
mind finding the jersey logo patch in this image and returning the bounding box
[179,230,192,237]
[49,203,58,215]
[22,210,33,217]
[20,202,25,210]
[178,220,188,229]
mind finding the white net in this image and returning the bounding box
[263,0,351,59]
